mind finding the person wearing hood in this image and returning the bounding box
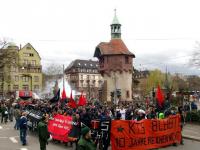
[77,126,96,150]
[37,114,50,150]
[136,109,146,121]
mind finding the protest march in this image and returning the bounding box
[0,85,185,150]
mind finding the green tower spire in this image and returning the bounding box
[111,9,121,39]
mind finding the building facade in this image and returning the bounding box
[0,42,42,98]
[65,59,103,100]
[94,12,135,103]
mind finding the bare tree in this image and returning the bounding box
[43,63,63,76]
[0,39,19,97]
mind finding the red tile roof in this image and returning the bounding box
[95,39,135,57]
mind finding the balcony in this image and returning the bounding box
[22,64,42,69]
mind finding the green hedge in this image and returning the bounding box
[186,110,200,123]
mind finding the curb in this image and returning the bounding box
[183,135,200,142]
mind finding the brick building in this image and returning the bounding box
[65,59,103,100]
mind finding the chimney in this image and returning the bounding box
[20,44,22,50]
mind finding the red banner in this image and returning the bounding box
[48,114,73,142]
[111,115,181,150]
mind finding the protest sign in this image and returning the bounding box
[48,114,73,142]
[111,115,181,150]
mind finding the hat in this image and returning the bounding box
[159,113,164,119]
[81,127,90,136]
[138,109,145,114]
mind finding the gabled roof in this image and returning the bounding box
[94,39,135,58]
[19,43,41,59]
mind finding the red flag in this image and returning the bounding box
[68,91,77,108]
[61,88,67,101]
[78,92,87,106]
[156,85,164,107]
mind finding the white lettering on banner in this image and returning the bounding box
[53,123,58,127]
[53,118,76,125]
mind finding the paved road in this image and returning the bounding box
[0,122,72,150]
[197,101,200,110]
[0,121,200,150]
[160,140,200,150]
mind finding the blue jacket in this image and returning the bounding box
[19,116,27,130]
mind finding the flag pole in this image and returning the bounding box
[63,64,65,89]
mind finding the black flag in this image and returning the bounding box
[50,89,60,103]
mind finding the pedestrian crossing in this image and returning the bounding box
[9,137,18,143]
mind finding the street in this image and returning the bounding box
[0,122,71,150]
[0,121,200,150]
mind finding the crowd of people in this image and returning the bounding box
[0,98,187,150]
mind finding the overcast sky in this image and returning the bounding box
[1,0,200,75]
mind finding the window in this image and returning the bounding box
[0,76,3,81]
[34,85,39,90]
[12,66,18,72]
[34,76,39,82]
[125,56,129,64]
[15,76,19,82]
[32,60,36,66]
[23,85,29,91]
[22,76,29,82]
[24,59,28,65]
[12,59,16,63]
[26,47,31,50]
[23,53,29,57]
[81,75,83,80]
[87,75,90,79]
[126,90,130,98]
[29,53,34,57]
[93,75,95,80]
[13,85,19,90]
